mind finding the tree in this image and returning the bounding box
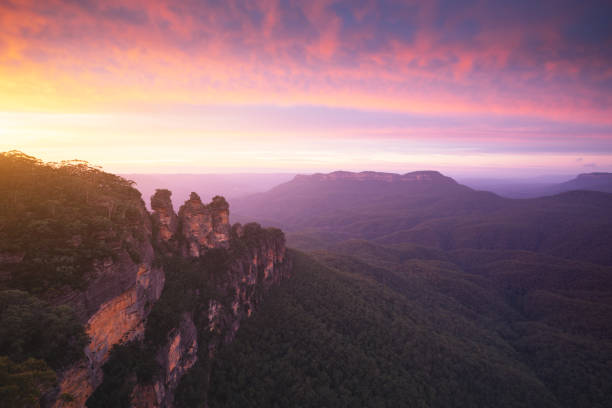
[0,356,56,408]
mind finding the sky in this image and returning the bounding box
[1,0,611,177]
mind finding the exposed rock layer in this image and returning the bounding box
[177,193,231,257]
[151,189,179,252]
[130,314,199,408]
[49,206,165,408]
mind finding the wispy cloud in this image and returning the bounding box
[0,0,611,174]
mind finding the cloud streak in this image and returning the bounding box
[0,0,611,173]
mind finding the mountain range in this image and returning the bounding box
[232,170,612,265]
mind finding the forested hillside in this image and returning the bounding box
[209,249,612,408]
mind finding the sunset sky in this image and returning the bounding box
[1,0,611,176]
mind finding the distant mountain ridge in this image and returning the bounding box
[231,169,480,232]
[233,169,612,266]
[553,172,612,194]
[293,170,457,184]
[461,172,612,198]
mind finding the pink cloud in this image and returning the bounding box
[0,0,610,127]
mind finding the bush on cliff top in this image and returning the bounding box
[0,151,147,292]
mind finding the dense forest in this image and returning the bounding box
[208,248,612,408]
[218,172,612,408]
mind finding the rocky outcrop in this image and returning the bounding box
[177,193,231,257]
[152,190,231,257]
[151,189,179,252]
[129,215,290,407]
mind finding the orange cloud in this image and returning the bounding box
[0,0,610,123]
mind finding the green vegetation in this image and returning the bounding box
[145,251,223,347]
[0,289,87,407]
[207,249,612,408]
[0,150,147,293]
[0,290,88,370]
[0,356,56,408]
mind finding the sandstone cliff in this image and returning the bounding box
[121,194,290,408]
[47,198,165,408]
[15,184,285,408]
[130,313,199,407]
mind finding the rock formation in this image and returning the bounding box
[177,193,231,257]
[13,180,289,408]
[126,196,290,408]
[151,189,179,253]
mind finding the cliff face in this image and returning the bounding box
[49,203,165,408]
[130,314,199,408]
[126,194,290,408]
[208,223,289,346]
[35,187,288,408]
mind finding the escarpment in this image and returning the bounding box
[47,193,165,408]
[86,190,290,407]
